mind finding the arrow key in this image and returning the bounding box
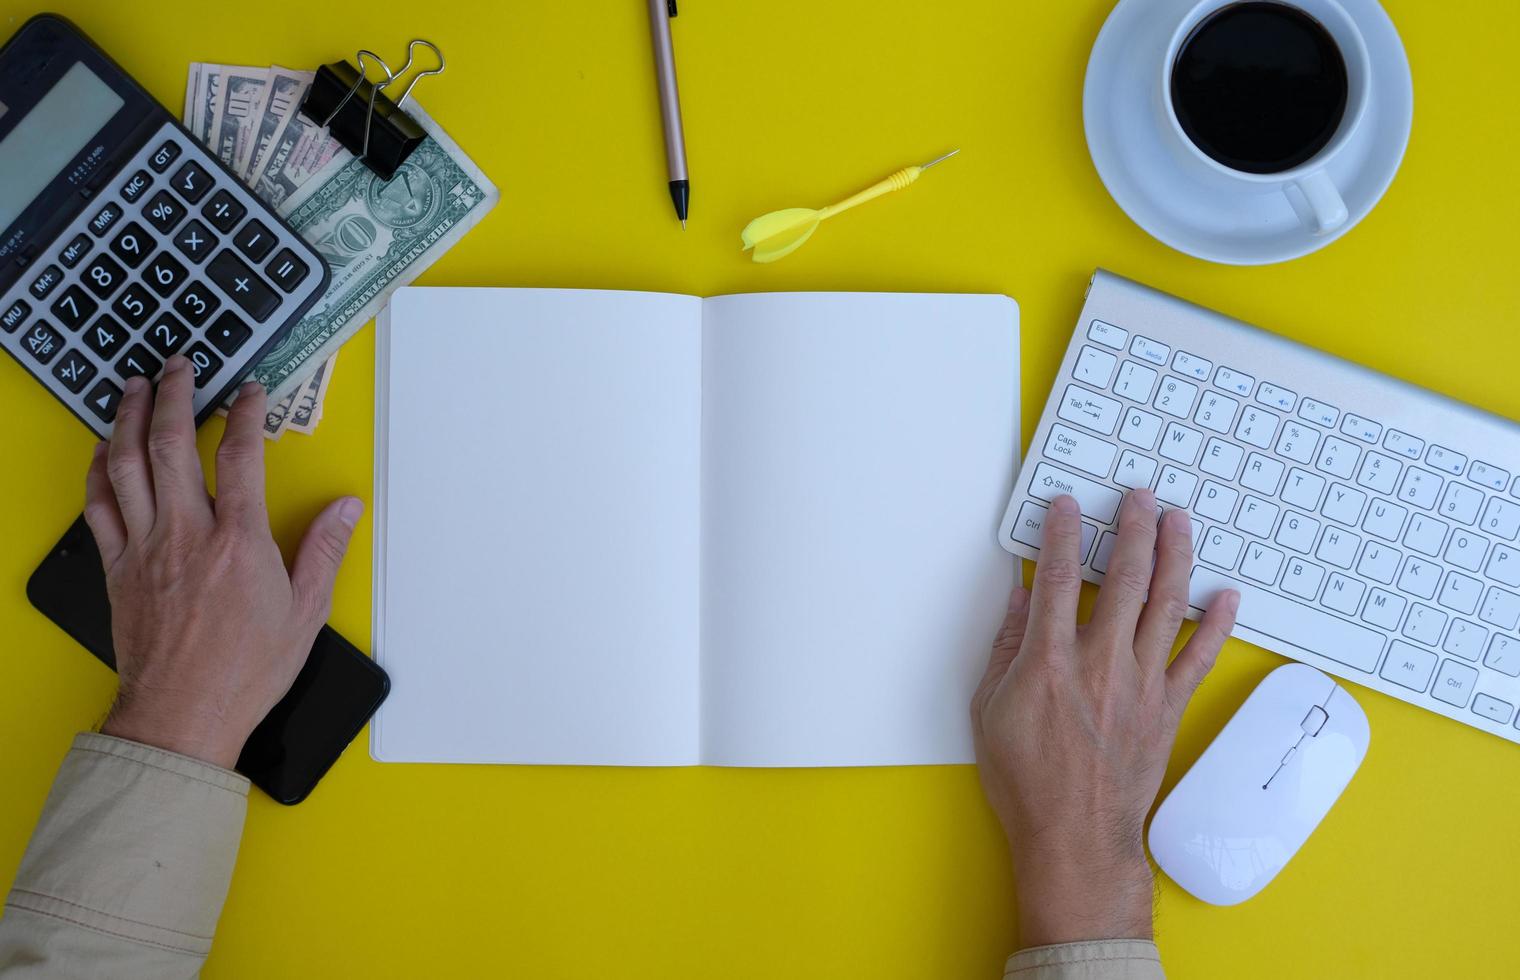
[83,379,124,422]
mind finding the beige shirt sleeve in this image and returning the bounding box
[0,733,248,979]
[1005,940,1165,979]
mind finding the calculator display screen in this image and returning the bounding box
[0,62,122,231]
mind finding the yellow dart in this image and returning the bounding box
[740,149,960,263]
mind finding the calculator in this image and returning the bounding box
[0,15,329,437]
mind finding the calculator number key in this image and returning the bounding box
[50,285,97,331]
[58,233,93,268]
[201,190,246,233]
[144,251,189,298]
[232,220,276,262]
[83,315,129,359]
[22,321,63,364]
[148,140,182,172]
[207,312,253,357]
[52,348,98,392]
[82,254,126,299]
[115,343,163,381]
[172,219,217,264]
[143,190,186,233]
[170,161,213,204]
[1,299,30,333]
[145,313,191,357]
[184,342,225,387]
[173,282,220,326]
[207,249,279,321]
[109,222,154,268]
[266,248,310,292]
[88,202,123,237]
[28,264,63,300]
[111,283,159,329]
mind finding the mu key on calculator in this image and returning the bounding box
[0,15,329,437]
[1001,270,1520,747]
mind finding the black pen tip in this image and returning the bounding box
[668,180,690,224]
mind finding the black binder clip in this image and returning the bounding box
[299,41,445,181]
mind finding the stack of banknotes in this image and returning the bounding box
[184,63,498,437]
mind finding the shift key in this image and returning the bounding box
[1028,462,1123,523]
[206,249,279,322]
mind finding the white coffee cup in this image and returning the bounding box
[1159,0,1372,235]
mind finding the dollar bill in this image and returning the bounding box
[206,65,269,169]
[243,67,310,181]
[286,353,335,433]
[191,65,222,144]
[249,100,497,403]
[250,91,346,210]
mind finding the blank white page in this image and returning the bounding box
[373,288,704,765]
[699,292,1019,766]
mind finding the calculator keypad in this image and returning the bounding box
[0,121,328,437]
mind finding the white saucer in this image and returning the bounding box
[1083,0,1413,265]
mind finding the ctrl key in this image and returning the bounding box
[1008,500,1098,562]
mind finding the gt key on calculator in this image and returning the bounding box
[0,15,329,437]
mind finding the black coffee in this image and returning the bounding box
[1171,2,1349,174]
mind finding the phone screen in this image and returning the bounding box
[26,515,389,804]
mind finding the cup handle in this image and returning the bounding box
[1292,170,1349,235]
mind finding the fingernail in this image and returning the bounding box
[1007,585,1030,611]
[125,375,148,394]
[1167,508,1191,532]
[338,497,365,527]
[1130,488,1155,509]
[1050,494,1078,516]
[93,441,108,458]
[163,354,187,374]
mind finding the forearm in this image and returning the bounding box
[0,733,248,979]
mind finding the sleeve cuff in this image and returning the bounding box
[1005,939,1165,979]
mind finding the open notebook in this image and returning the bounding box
[373,288,1019,766]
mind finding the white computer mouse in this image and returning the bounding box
[1148,663,1369,906]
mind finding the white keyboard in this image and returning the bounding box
[999,270,1520,745]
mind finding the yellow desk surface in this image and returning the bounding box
[2,1,1517,976]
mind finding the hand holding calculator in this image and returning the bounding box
[0,15,329,437]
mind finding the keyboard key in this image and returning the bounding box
[172,281,220,326]
[1315,526,1359,569]
[1321,572,1363,615]
[1275,512,1319,553]
[1236,496,1279,538]
[1425,445,1466,476]
[1008,501,1051,550]
[1396,467,1442,510]
[169,160,213,203]
[111,283,158,329]
[1114,361,1158,402]
[2,299,30,333]
[1129,335,1169,366]
[1381,641,1436,692]
[1484,634,1520,677]
[21,321,62,364]
[81,254,125,299]
[1087,319,1126,350]
[1403,603,1447,645]
[232,220,276,262]
[1027,463,1123,523]
[87,202,123,237]
[148,140,181,172]
[119,168,152,204]
[50,285,96,331]
[1118,407,1162,449]
[265,248,311,293]
[1469,461,1509,492]
[1403,514,1448,558]
[1196,481,1239,523]
[1362,589,1406,630]
[1058,384,1122,436]
[1444,619,1487,661]
[1200,527,1244,569]
[1092,531,1118,572]
[58,232,93,268]
[1363,500,1408,542]
[1241,453,1285,495]
[1472,693,1513,724]
[1256,382,1296,412]
[50,348,97,393]
[83,378,123,421]
[184,342,224,388]
[1072,345,1117,387]
[1480,497,1520,541]
[1438,482,1483,525]
[1157,466,1199,508]
[1239,542,1284,585]
[1341,413,1381,444]
[28,264,63,300]
[1382,429,1423,460]
[1437,571,1482,616]
[201,190,247,234]
[82,315,128,359]
[1321,484,1367,526]
[1282,468,1326,511]
[1159,423,1203,466]
[1281,557,1324,599]
[1233,406,1278,449]
[1113,451,1157,490]
[1355,451,1401,495]
[1487,543,1520,587]
[144,251,189,298]
[206,249,281,322]
[171,219,217,264]
[142,190,185,233]
[1275,421,1319,465]
[1043,420,1118,478]
[114,343,162,381]
[1200,438,1244,480]
[1154,376,1199,418]
[1298,398,1338,428]
[1480,586,1520,631]
[1214,366,1254,396]
[1357,542,1401,585]
[1188,567,1384,672]
[1397,556,1441,600]
[107,221,153,268]
[145,313,191,357]
[1314,436,1359,480]
[1172,350,1211,380]
[206,312,253,357]
[1193,391,1238,434]
[1445,528,1487,573]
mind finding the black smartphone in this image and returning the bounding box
[26,515,389,804]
